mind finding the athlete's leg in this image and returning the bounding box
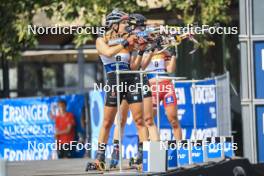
[150,80,162,135]
[98,106,117,143]
[163,86,182,140]
[128,102,148,164]
[94,74,122,164]
[125,75,148,164]
[110,100,129,168]
[129,102,148,142]
[164,104,182,140]
[94,105,117,165]
[143,96,159,141]
[113,100,129,141]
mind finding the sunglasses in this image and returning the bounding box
[120,20,129,24]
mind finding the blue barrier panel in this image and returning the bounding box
[0,94,85,161]
[177,140,190,166]
[88,90,138,159]
[88,91,105,159]
[167,140,178,170]
[256,106,264,162]
[254,42,264,99]
[223,137,234,158]
[205,137,222,161]
[143,150,148,172]
[158,79,217,140]
[89,78,217,159]
[191,140,204,164]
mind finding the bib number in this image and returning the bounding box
[116,55,121,62]
[155,61,159,67]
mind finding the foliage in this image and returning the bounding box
[167,0,232,51]
[0,0,232,60]
[0,0,50,60]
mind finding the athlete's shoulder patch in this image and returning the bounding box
[165,95,174,104]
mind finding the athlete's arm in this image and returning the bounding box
[130,52,143,70]
[130,38,147,70]
[96,35,137,58]
[165,52,177,73]
[141,51,154,70]
[96,37,125,58]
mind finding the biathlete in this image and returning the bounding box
[85,9,149,171]
[142,42,183,140]
[109,13,160,168]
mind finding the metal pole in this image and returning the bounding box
[139,70,144,145]
[115,63,122,172]
[118,70,167,74]
[172,79,175,86]
[78,48,85,92]
[192,81,197,139]
[0,159,6,176]
[156,76,187,80]
[225,72,231,136]
[139,70,144,101]
[84,94,90,157]
[156,74,160,132]
[215,77,220,136]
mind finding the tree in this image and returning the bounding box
[0,0,233,60]
[0,0,233,97]
[0,0,45,97]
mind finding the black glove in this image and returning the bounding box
[138,50,145,56]
[121,39,129,48]
[156,36,163,50]
[148,42,157,52]
[168,46,177,56]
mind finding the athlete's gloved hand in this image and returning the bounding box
[138,38,147,53]
[168,46,177,56]
[121,35,137,48]
[149,42,158,52]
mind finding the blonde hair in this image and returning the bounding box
[103,27,119,43]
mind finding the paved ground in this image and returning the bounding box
[6,157,259,176]
[6,158,151,176]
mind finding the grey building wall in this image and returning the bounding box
[239,0,264,163]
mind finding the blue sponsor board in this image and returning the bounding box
[89,78,218,159]
[191,140,204,164]
[256,106,264,162]
[224,142,233,158]
[205,137,222,160]
[177,140,190,166]
[253,42,264,163]
[158,79,217,140]
[0,140,56,161]
[89,90,138,159]
[167,140,178,169]
[254,42,264,99]
[143,150,148,172]
[0,94,85,161]
[223,137,234,158]
[89,91,105,159]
